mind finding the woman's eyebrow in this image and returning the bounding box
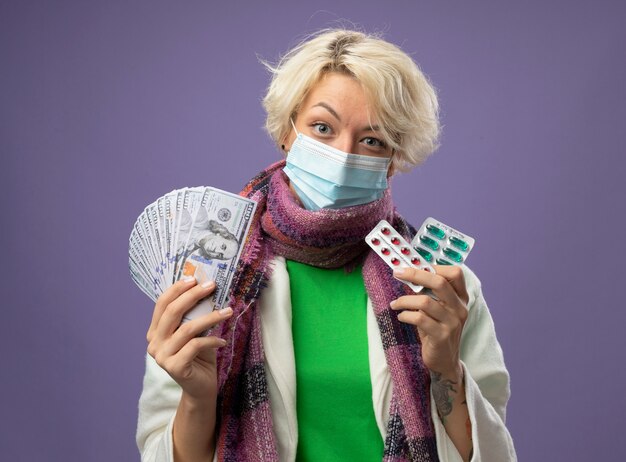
[312,102,341,121]
[312,102,381,132]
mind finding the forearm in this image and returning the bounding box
[172,392,217,462]
[431,366,473,461]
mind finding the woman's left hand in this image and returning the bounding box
[390,265,469,379]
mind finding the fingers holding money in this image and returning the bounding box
[147,277,229,358]
[149,277,216,343]
[157,307,233,361]
[147,276,197,343]
[161,336,222,381]
[146,277,233,397]
[150,308,232,399]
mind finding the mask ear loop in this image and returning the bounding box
[290,118,299,136]
[282,119,299,152]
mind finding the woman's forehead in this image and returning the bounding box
[299,73,378,126]
[303,73,366,105]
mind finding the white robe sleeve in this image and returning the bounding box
[430,265,517,461]
[136,354,180,462]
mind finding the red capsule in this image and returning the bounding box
[411,257,420,265]
[391,257,400,265]
[391,237,400,245]
[381,247,390,255]
[423,267,431,272]
[381,227,390,235]
[401,247,410,255]
[371,238,380,245]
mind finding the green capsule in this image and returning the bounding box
[419,235,440,251]
[443,247,464,263]
[449,236,469,252]
[415,247,433,262]
[426,224,446,240]
[436,258,453,265]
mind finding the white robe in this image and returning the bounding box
[137,257,517,461]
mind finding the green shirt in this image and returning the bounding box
[287,260,384,462]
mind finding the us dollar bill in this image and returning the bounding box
[129,186,257,325]
[174,188,256,323]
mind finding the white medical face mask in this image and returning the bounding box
[283,122,391,211]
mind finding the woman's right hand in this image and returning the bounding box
[146,276,233,402]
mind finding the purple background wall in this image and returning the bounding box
[2,1,625,460]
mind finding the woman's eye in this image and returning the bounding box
[312,123,331,135]
[363,137,385,148]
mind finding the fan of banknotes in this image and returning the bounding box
[129,187,257,323]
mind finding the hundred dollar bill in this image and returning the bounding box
[169,188,187,281]
[146,202,166,287]
[172,188,204,283]
[129,239,158,296]
[131,216,162,292]
[161,192,176,282]
[129,254,158,302]
[129,186,257,326]
[174,187,257,323]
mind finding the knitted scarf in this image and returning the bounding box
[215,160,439,461]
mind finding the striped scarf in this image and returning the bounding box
[215,160,439,461]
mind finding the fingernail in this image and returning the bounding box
[393,268,407,277]
[182,275,195,283]
[201,280,215,289]
[218,307,233,317]
[218,338,228,347]
[390,300,398,309]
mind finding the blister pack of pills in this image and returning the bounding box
[410,217,475,266]
[365,220,434,292]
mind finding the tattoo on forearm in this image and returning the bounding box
[431,371,458,423]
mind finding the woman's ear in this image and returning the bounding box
[281,133,294,153]
[281,119,299,153]
[279,133,290,153]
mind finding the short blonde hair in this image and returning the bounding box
[262,29,440,172]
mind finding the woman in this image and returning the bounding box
[137,29,516,462]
